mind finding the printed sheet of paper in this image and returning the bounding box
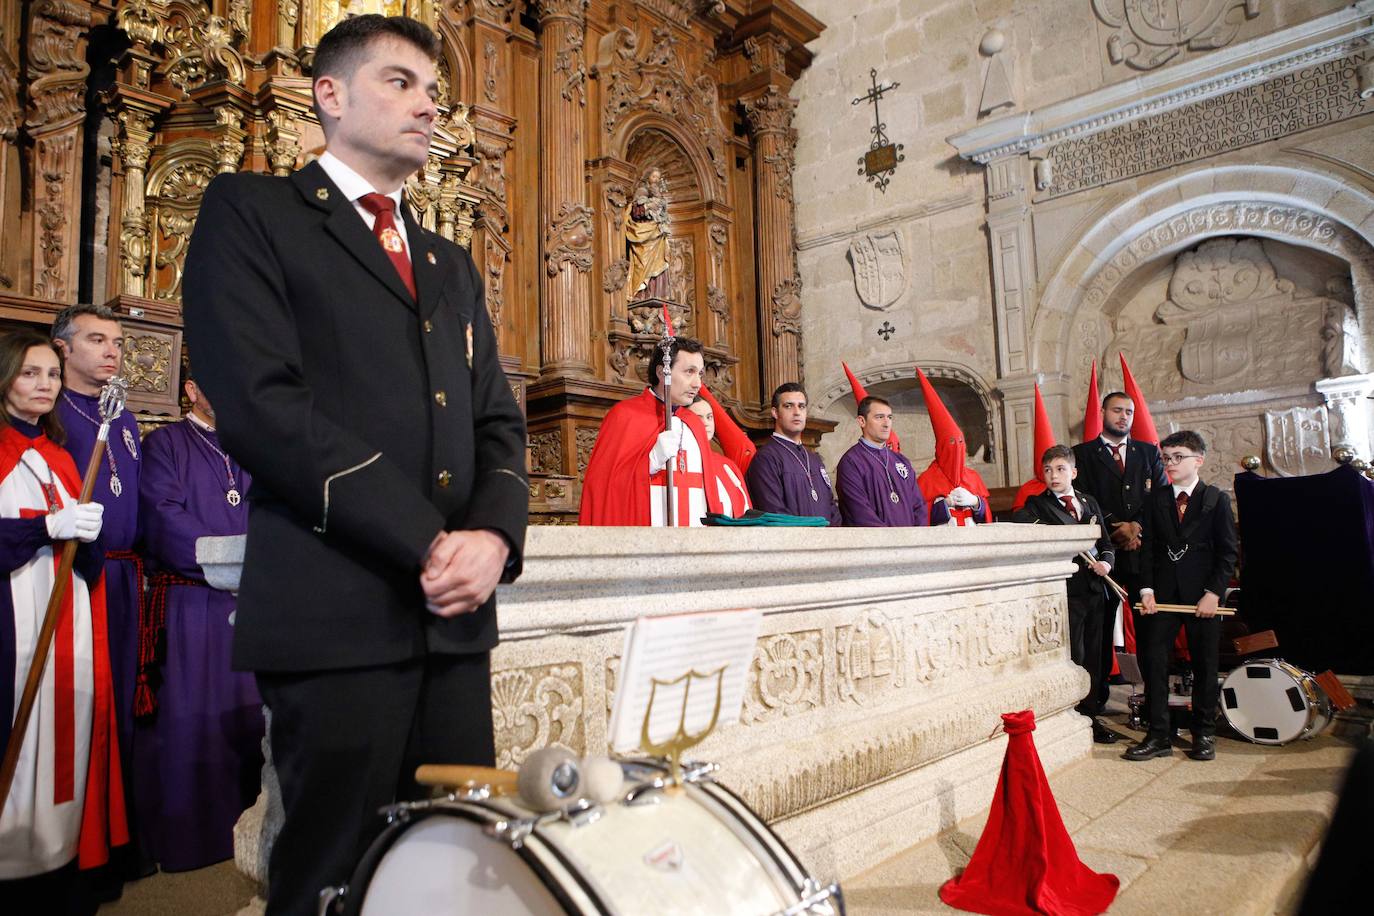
[608,608,762,754]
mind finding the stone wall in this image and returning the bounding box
[789,0,1356,483]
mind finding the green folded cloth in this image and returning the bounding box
[702,509,830,527]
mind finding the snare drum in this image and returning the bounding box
[1221,659,1332,745]
[333,761,841,916]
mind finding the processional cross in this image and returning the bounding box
[852,68,905,194]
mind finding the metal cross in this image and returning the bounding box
[852,68,905,193]
[877,321,896,341]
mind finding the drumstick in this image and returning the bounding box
[414,764,520,796]
[1077,552,1129,603]
[1134,602,1236,617]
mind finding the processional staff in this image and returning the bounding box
[0,378,129,804]
[659,304,675,527]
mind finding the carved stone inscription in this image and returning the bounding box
[1046,50,1374,196]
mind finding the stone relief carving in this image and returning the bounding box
[1093,0,1261,71]
[1027,596,1065,654]
[848,230,906,310]
[1159,237,1293,321]
[1264,406,1330,477]
[836,609,903,706]
[491,663,585,769]
[911,614,965,684]
[742,630,823,725]
[544,202,594,277]
[529,429,563,475]
[595,26,728,185]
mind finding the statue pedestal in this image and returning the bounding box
[208,523,1097,892]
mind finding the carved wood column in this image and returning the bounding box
[26,0,94,304]
[536,0,593,377]
[743,85,802,394]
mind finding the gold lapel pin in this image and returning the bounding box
[316,188,329,201]
[426,251,436,265]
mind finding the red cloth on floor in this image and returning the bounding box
[939,710,1119,916]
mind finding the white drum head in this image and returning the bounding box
[1221,661,1311,745]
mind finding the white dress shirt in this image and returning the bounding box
[316,151,411,255]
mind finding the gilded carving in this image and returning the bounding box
[213,106,247,174]
[491,664,585,769]
[266,109,303,176]
[117,0,164,47]
[113,108,156,296]
[123,334,174,394]
[163,1,248,94]
[148,142,217,301]
[529,429,563,475]
[836,609,902,706]
[742,630,823,725]
[1092,0,1261,71]
[770,274,802,338]
[544,202,594,277]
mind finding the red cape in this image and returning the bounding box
[0,425,129,869]
[917,463,992,524]
[579,389,723,525]
[698,386,756,475]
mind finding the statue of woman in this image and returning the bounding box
[624,168,672,303]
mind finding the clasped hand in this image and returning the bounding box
[1109,520,1142,551]
[46,502,103,543]
[421,529,510,617]
[947,486,978,508]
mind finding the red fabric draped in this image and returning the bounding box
[1012,384,1055,511]
[1082,360,1102,442]
[940,710,1119,916]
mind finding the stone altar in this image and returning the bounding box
[203,522,1097,888]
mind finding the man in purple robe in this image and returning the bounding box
[135,375,263,871]
[51,303,146,880]
[745,382,840,524]
[836,396,927,527]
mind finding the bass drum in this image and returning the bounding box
[1221,659,1332,745]
[338,766,839,916]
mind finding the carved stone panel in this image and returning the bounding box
[742,630,824,726]
[911,613,966,684]
[492,663,585,769]
[1264,406,1330,477]
[1092,0,1261,71]
[848,230,906,310]
[836,609,902,706]
[1027,596,1065,655]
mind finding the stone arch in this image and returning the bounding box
[1033,163,1374,380]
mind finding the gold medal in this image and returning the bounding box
[380,227,404,253]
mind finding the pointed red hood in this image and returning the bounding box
[917,368,965,485]
[1118,352,1159,445]
[842,361,901,453]
[1083,359,1102,441]
[1012,383,1055,510]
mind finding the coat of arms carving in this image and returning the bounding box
[1092,0,1262,71]
[1264,406,1330,478]
[847,230,905,311]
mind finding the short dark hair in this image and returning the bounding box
[0,331,67,444]
[770,382,806,410]
[646,336,704,389]
[1041,444,1075,466]
[1161,430,1207,455]
[313,15,440,116]
[1102,391,1132,409]
[857,395,890,418]
[51,303,120,345]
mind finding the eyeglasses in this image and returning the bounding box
[1161,453,1203,465]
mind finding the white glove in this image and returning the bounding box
[649,418,684,472]
[46,502,104,543]
[948,486,978,508]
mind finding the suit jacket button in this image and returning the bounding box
[437,469,452,488]
[423,320,434,333]
[434,390,447,407]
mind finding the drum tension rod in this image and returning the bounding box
[773,879,846,916]
[485,798,603,848]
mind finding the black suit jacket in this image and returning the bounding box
[183,162,528,672]
[1138,480,1238,605]
[1071,438,1168,577]
[1013,490,1116,597]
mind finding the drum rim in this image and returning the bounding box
[1221,658,1332,745]
[338,800,614,916]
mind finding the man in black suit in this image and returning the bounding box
[1015,446,1118,744]
[1124,431,1238,762]
[1072,392,1168,709]
[182,16,527,915]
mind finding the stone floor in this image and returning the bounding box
[100,694,1365,916]
[844,698,1365,916]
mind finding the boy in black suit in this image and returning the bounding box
[1124,431,1238,762]
[1015,446,1119,744]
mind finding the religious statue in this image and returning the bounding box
[624,168,671,303]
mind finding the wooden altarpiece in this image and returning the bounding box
[0,0,826,522]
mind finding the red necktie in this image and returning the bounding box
[1060,494,1079,521]
[1176,490,1189,523]
[1110,442,1126,474]
[358,193,416,299]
